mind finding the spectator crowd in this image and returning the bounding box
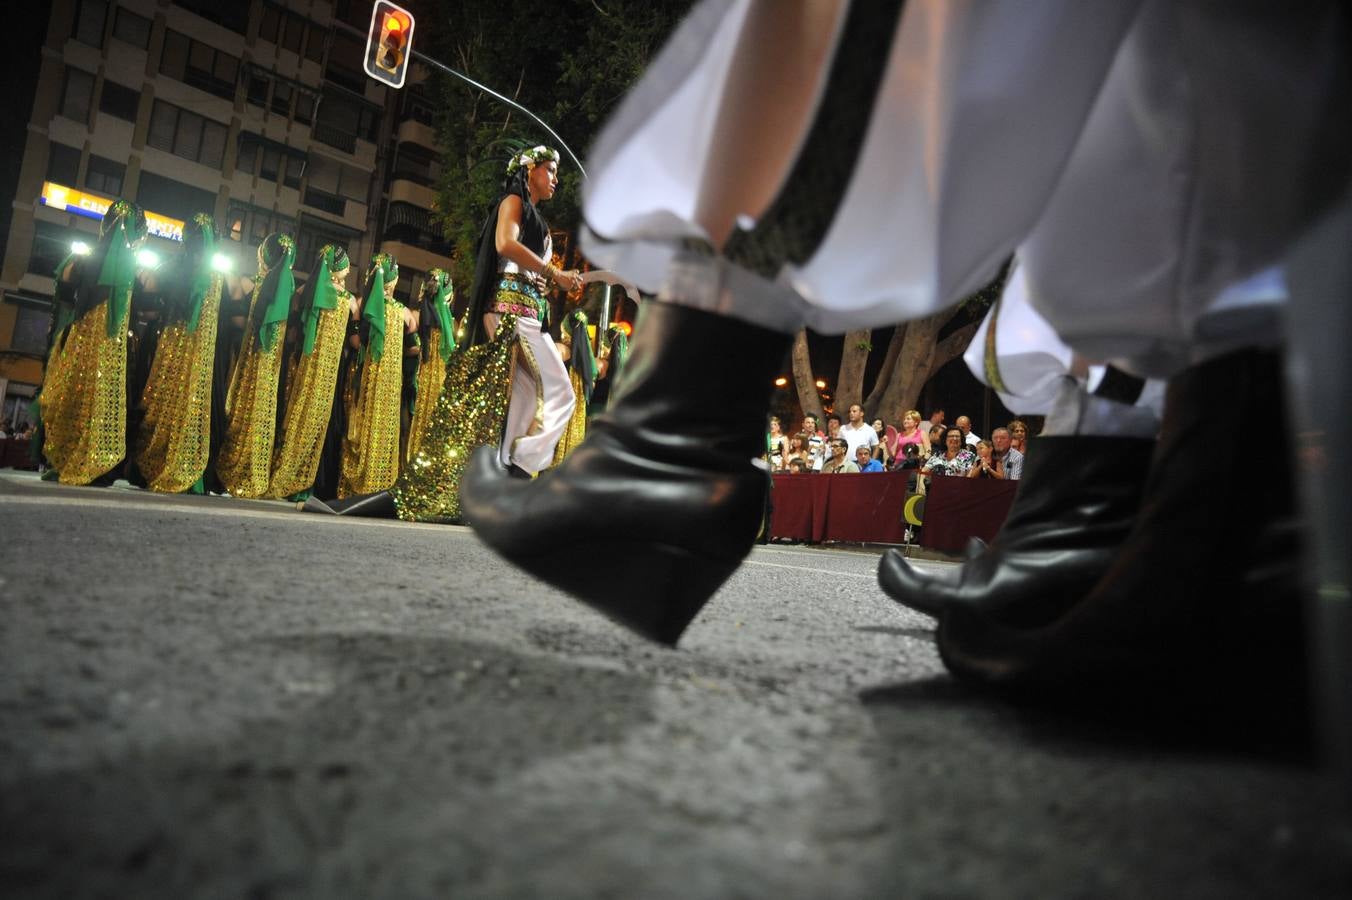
[767,405,1028,487]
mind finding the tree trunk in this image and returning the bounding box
[876,310,946,424]
[791,330,824,425]
[862,324,906,419]
[835,328,871,413]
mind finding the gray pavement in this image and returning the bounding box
[1,470,1349,898]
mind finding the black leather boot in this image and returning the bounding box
[938,348,1308,703]
[878,435,1155,625]
[303,490,397,518]
[460,302,793,645]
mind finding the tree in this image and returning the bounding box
[427,0,690,303]
[799,266,1010,426]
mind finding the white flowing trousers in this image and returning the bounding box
[490,314,575,475]
[580,0,1350,381]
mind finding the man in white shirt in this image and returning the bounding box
[956,415,982,447]
[839,403,879,459]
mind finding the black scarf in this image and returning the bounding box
[465,172,550,347]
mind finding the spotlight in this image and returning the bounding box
[210,253,233,273]
[773,377,789,387]
[71,241,91,256]
[136,250,161,269]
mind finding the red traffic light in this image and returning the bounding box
[364,1,416,88]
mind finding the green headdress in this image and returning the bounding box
[422,268,456,359]
[180,213,217,333]
[94,199,147,336]
[300,244,348,355]
[362,253,398,362]
[253,233,296,350]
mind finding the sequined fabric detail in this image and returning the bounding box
[490,274,546,320]
[405,329,448,464]
[550,368,588,466]
[391,314,519,523]
[41,299,130,485]
[338,299,406,497]
[134,275,222,492]
[216,288,286,498]
[268,294,350,498]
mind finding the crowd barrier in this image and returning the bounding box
[0,438,37,470]
[769,471,1017,550]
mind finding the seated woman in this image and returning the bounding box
[870,417,893,467]
[1007,418,1031,454]
[920,427,977,488]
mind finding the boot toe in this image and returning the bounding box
[878,550,947,617]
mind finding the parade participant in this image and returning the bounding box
[40,199,148,485]
[267,245,355,500]
[588,322,629,415]
[133,213,222,493]
[216,233,296,498]
[338,253,414,497]
[307,144,581,521]
[457,0,1350,721]
[551,308,597,464]
[405,268,456,464]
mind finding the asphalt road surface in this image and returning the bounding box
[1,471,1349,898]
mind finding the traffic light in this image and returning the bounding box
[364,1,415,89]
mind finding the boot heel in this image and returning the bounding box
[517,542,741,646]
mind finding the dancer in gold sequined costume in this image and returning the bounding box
[304,144,582,521]
[268,245,356,499]
[405,268,456,463]
[338,253,414,497]
[133,213,223,493]
[551,309,597,464]
[216,233,296,498]
[40,200,148,485]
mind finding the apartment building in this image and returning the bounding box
[0,0,450,427]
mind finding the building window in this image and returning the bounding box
[171,0,248,35]
[86,156,125,196]
[246,73,269,107]
[148,101,228,169]
[72,0,108,48]
[237,133,306,188]
[60,68,96,125]
[137,171,217,222]
[304,27,326,64]
[271,81,292,117]
[306,155,367,214]
[98,80,141,123]
[325,31,366,93]
[160,29,240,101]
[112,7,152,49]
[313,91,380,153]
[294,93,315,125]
[10,307,50,355]
[297,218,357,265]
[260,3,315,58]
[46,143,81,186]
[225,202,295,248]
[29,221,81,278]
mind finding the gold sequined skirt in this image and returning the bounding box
[268,303,349,498]
[216,320,286,498]
[133,279,221,493]
[406,330,449,464]
[550,368,588,466]
[338,302,405,497]
[40,300,130,485]
[392,314,519,523]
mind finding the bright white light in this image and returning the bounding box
[210,253,233,273]
[71,241,91,256]
[136,250,160,269]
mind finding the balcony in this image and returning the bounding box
[312,122,356,154]
[303,188,345,217]
[396,119,437,150]
[389,179,437,210]
[379,239,453,276]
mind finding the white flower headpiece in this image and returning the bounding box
[506,145,561,176]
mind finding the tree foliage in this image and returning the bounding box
[426,0,690,305]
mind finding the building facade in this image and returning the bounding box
[0,0,450,428]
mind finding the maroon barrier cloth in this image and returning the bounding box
[920,476,1019,552]
[770,472,911,543]
[0,438,34,469]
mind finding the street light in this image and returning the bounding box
[815,379,827,390]
[136,250,160,269]
[774,376,788,387]
[70,241,91,256]
[210,253,233,273]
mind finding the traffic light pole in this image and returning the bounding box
[411,49,587,180]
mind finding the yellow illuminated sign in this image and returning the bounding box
[40,181,185,242]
